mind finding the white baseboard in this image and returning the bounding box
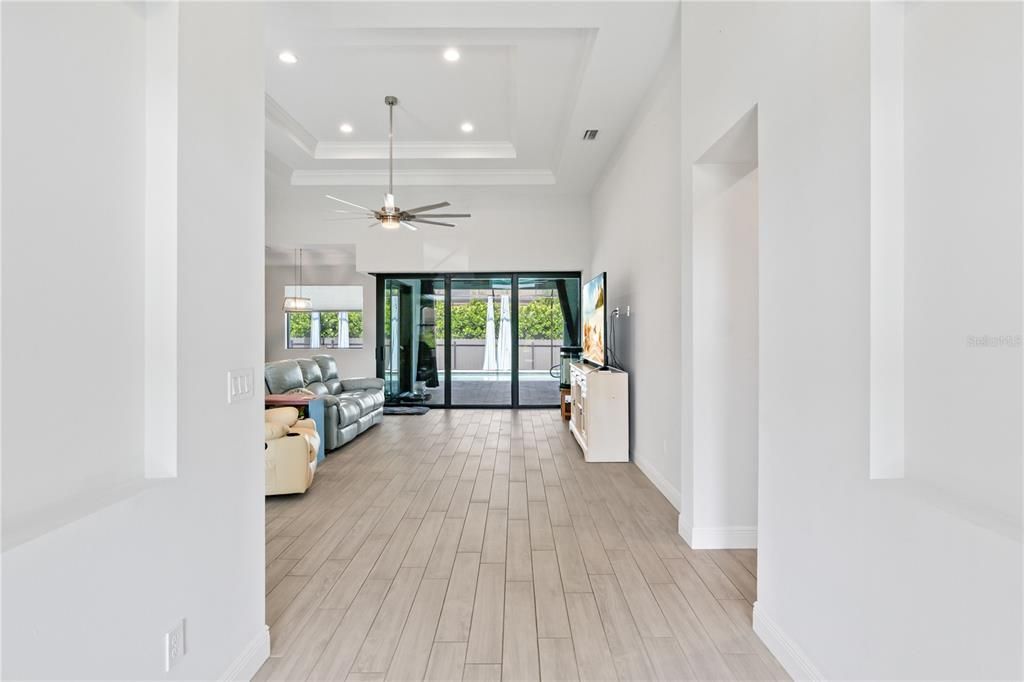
[752,603,825,681]
[632,454,681,511]
[677,518,757,549]
[221,625,270,681]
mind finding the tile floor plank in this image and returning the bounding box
[424,642,467,682]
[386,578,449,681]
[436,552,482,642]
[589,573,657,681]
[502,580,540,681]
[352,566,426,673]
[551,525,592,593]
[528,500,555,551]
[606,549,672,638]
[465,562,505,664]
[481,509,509,564]
[506,519,533,582]
[532,550,571,638]
[424,517,465,580]
[564,592,618,682]
[308,579,391,681]
[538,638,580,682]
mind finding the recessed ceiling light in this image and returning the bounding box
[278,50,298,64]
[339,123,353,134]
[461,122,474,133]
[443,47,461,62]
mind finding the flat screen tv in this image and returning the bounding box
[582,272,607,367]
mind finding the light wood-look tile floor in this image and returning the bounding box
[259,409,787,681]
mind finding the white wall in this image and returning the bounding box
[691,164,759,546]
[267,180,591,275]
[2,0,147,539]
[589,30,683,507]
[266,262,377,378]
[679,2,1022,679]
[903,1,1022,526]
[2,3,267,679]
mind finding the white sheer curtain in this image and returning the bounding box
[390,295,400,375]
[339,311,350,348]
[497,294,512,371]
[483,295,498,371]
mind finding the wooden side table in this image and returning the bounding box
[265,394,326,463]
[559,387,571,421]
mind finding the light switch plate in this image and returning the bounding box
[227,368,255,404]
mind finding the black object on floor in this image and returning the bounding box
[384,405,430,415]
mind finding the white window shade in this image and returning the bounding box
[283,285,362,311]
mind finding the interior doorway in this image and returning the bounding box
[690,107,760,549]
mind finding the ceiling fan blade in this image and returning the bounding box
[409,218,456,227]
[327,215,375,221]
[407,213,471,219]
[368,221,382,229]
[402,201,450,214]
[334,209,370,214]
[400,221,419,231]
[325,194,372,212]
[384,193,395,211]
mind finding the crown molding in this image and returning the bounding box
[290,168,555,187]
[265,94,317,157]
[315,140,517,160]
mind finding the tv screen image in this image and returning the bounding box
[582,273,607,367]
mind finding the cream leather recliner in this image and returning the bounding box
[264,407,321,495]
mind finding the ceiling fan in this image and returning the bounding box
[326,95,471,232]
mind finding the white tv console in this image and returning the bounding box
[568,361,629,462]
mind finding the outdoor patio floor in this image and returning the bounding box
[406,374,562,407]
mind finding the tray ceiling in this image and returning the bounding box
[265,1,679,192]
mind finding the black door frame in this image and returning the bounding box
[374,271,581,409]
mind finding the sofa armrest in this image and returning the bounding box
[265,435,315,495]
[340,377,385,392]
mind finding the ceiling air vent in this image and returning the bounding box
[582,129,599,141]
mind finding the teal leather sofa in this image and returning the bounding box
[264,355,384,451]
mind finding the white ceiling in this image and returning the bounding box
[264,1,680,193]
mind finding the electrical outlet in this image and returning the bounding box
[227,368,255,404]
[165,619,186,672]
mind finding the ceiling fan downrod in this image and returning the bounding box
[385,95,397,198]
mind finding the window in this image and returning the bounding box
[284,285,364,349]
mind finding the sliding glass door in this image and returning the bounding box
[518,276,580,406]
[449,277,513,406]
[381,276,446,405]
[378,272,580,408]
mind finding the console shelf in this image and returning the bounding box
[568,361,629,462]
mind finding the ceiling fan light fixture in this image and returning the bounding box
[325,96,470,233]
[443,47,461,62]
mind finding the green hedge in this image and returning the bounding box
[434,298,564,340]
[288,311,363,340]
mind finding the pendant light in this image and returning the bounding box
[283,248,313,312]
